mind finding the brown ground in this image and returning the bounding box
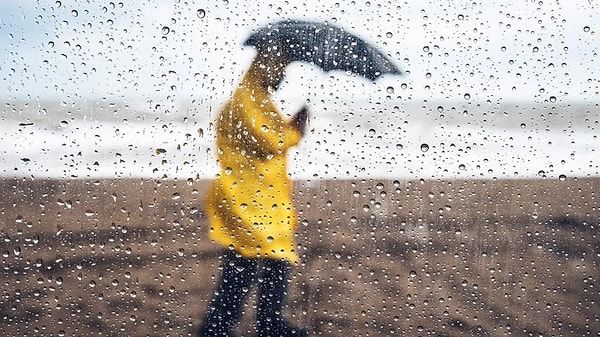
[1,178,598,336]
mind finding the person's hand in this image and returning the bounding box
[291,105,309,136]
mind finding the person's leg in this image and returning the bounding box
[199,250,258,337]
[256,259,308,337]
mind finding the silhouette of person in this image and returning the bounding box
[199,44,309,337]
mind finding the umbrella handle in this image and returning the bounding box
[291,106,309,136]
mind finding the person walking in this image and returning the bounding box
[198,18,401,337]
[198,42,309,337]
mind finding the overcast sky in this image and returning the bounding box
[1,0,598,106]
[1,1,599,180]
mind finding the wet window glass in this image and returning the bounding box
[1,1,598,336]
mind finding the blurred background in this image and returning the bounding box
[1,0,598,180]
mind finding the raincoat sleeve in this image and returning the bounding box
[235,85,302,155]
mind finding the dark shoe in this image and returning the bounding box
[198,323,237,337]
[256,320,309,337]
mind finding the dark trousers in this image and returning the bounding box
[198,250,307,337]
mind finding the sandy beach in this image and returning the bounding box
[1,177,598,336]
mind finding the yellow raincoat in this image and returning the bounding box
[205,67,303,264]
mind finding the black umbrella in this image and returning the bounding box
[244,20,401,81]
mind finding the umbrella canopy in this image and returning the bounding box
[244,20,401,81]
